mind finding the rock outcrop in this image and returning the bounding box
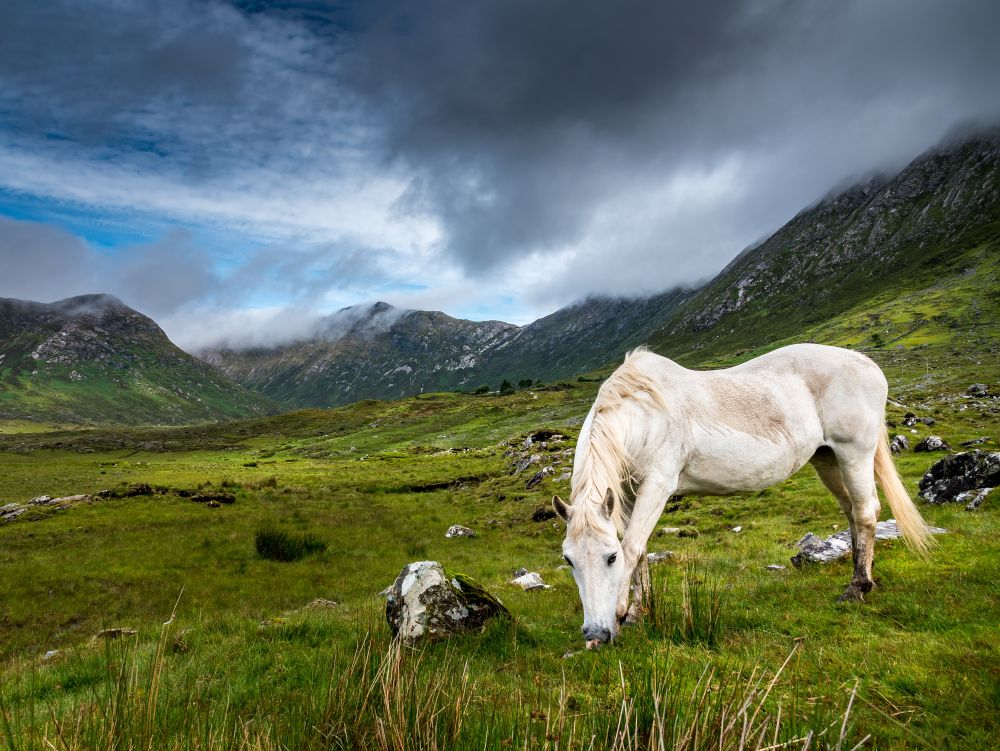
[791,519,947,567]
[918,451,1000,503]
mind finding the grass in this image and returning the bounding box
[1,252,998,748]
[255,524,328,562]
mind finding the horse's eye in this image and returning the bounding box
[607,553,617,566]
[563,555,574,568]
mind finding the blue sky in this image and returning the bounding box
[1,0,998,350]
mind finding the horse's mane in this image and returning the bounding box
[570,347,667,537]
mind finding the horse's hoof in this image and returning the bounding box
[837,588,865,603]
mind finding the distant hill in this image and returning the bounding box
[200,290,692,408]
[0,294,275,425]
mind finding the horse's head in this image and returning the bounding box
[553,490,630,649]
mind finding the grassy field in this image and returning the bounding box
[1,341,998,750]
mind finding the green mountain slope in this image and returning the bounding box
[649,128,1000,365]
[0,294,277,425]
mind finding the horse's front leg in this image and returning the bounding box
[620,472,677,622]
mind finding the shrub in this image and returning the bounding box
[254,525,327,562]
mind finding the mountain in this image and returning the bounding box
[203,128,1000,409]
[0,294,275,425]
[648,126,1000,362]
[201,290,694,408]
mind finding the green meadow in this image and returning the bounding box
[1,335,999,751]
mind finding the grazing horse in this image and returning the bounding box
[553,344,931,649]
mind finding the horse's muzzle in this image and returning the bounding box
[582,625,611,649]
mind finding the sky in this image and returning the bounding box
[1,0,999,350]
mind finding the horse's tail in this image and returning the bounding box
[874,431,933,556]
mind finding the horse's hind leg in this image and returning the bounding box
[809,447,857,564]
[833,448,881,601]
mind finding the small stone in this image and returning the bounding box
[657,526,681,536]
[445,524,476,539]
[300,598,340,610]
[513,454,542,475]
[531,506,557,522]
[562,651,577,659]
[731,525,742,533]
[97,627,137,640]
[513,567,528,578]
[967,384,989,396]
[647,551,674,565]
[766,564,786,571]
[959,437,990,447]
[890,434,910,453]
[914,436,951,453]
[957,487,993,511]
[511,572,550,590]
[525,466,554,490]
[921,417,936,426]
[43,649,62,660]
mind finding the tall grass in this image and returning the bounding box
[0,615,864,751]
[645,559,728,647]
[254,524,327,562]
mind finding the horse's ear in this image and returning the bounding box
[603,488,615,518]
[552,495,571,521]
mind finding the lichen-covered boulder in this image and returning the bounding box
[384,561,509,644]
[918,450,1000,503]
[914,436,950,453]
[890,434,909,454]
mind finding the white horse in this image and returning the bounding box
[553,344,931,649]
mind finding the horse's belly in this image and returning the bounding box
[675,430,814,495]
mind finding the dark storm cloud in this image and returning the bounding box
[348,0,1000,278]
[1,0,999,329]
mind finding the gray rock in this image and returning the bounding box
[525,466,554,489]
[445,524,475,539]
[919,450,1000,503]
[914,436,950,453]
[791,520,947,567]
[511,571,550,590]
[27,495,53,506]
[766,564,786,571]
[657,526,681,536]
[1,503,26,522]
[384,561,508,644]
[957,487,993,511]
[647,551,674,565]
[513,454,542,475]
[890,434,910,453]
[921,417,936,426]
[513,567,528,577]
[967,384,989,396]
[959,437,991,447]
